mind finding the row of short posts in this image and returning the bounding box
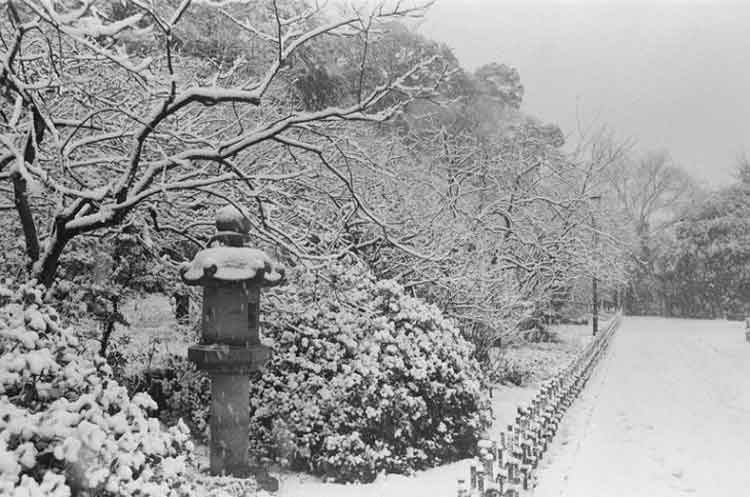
[458,314,622,497]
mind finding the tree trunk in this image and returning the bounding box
[100,319,115,357]
[12,170,40,265]
[32,225,72,288]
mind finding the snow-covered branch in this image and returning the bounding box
[0,0,446,286]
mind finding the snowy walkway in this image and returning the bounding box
[533,317,750,497]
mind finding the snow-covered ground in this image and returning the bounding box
[533,317,750,497]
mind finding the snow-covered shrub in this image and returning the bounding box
[250,261,491,482]
[488,360,533,386]
[0,283,251,497]
[125,356,211,441]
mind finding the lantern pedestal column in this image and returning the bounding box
[210,373,251,476]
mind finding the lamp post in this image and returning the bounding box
[592,273,598,335]
[590,195,602,336]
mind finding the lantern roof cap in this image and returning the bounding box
[215,205,251,234]
[180,205,285,286]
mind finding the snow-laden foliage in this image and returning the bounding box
[0,284,253,497]
[248,261,491,482]
[139,357,211,441]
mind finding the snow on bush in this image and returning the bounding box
[137,356,211,441]
[249,261,492,482]
[0,283,254,497]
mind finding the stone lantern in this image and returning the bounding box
[179,205,285,480]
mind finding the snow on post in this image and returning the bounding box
[179,205,284,487]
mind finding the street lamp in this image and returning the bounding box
[590,194,602,336]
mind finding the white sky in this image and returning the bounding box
[419,0,750,186]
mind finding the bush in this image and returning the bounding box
[487,358,532,387]
[248,261,491,482]
[0,283,252,497]
[123,357,211,442]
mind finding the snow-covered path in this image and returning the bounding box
[533,317,750,497]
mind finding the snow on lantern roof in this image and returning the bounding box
[180,246,285,286]
[180,204,285,286]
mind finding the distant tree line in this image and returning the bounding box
[620,153,750,319]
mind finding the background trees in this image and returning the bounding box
[0,0,445,288]
[0,0,635,354]
[344,64,633,361]
[646,171,750,318]
[606,149,700,315]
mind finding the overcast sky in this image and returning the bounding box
[419,0,750,186]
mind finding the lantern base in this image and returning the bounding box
[250,466,279,492]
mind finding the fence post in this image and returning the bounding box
[462,313,622,496]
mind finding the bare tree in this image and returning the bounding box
[349,105,632,360]
[610,149,696,239]
[0,0,445,286]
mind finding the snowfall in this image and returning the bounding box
[272,317,750,497]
